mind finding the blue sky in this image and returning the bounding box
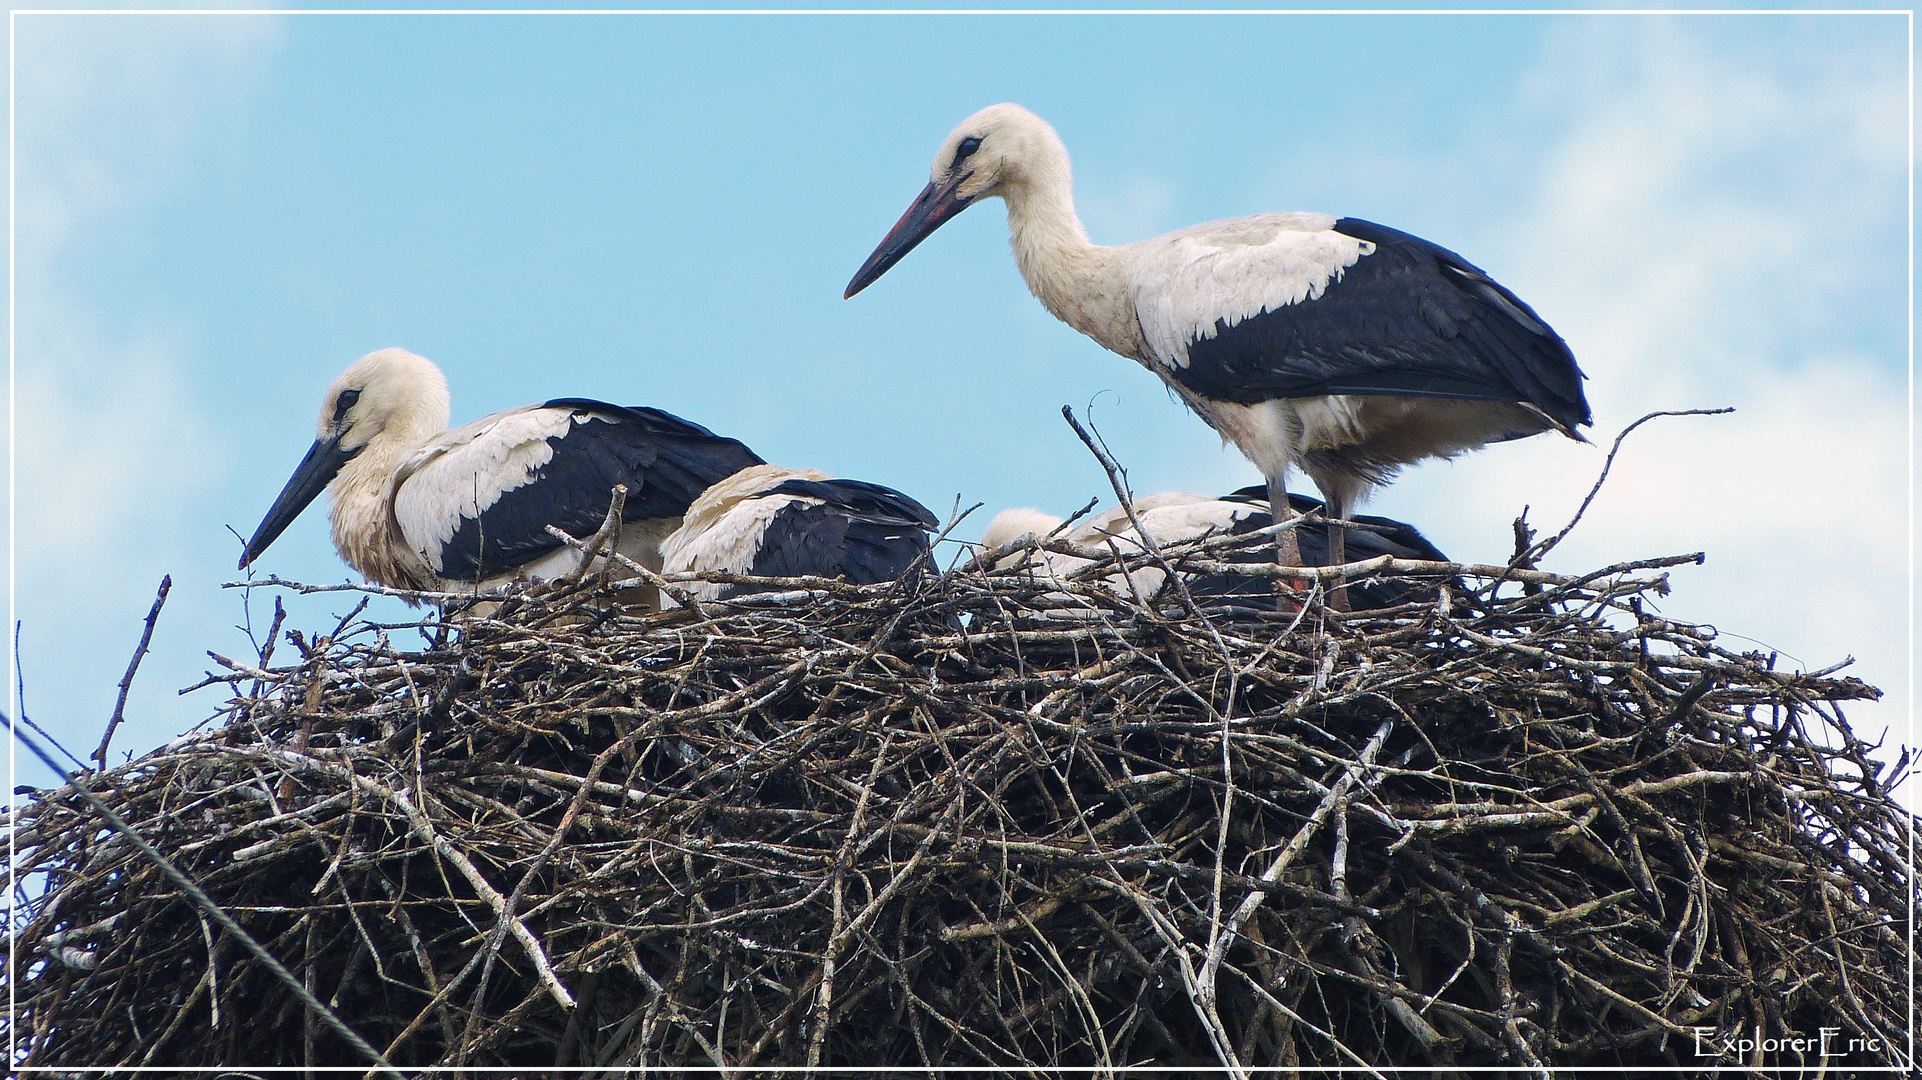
[7,8,1911,797]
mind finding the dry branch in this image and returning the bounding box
[94,574,172,771]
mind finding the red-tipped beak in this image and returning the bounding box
[844,174,974,299]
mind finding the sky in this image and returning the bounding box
[4,6,1911,808]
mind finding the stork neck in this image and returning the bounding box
[1002,181,1141,359]
[328,431,431,590]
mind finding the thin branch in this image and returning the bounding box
[1525,408,1735,565]
[94,574,172,771]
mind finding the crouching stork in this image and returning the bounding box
[1188,488,1452,610]
[979,489,1450,612]
[660,464,939,602]
[847,103,1589,605]
[238,348,763,600]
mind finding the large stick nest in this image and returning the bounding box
[4,529,1912,1072]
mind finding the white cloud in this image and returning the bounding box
[9,13,283,771]
[1506,21,1904,399]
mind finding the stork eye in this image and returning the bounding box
[953,136,983,167]
[333,388,362,424]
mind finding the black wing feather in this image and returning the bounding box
[437,401,764,582]
[1172,219,1590,431]
[761,478,941,530]
[724,479,937,596]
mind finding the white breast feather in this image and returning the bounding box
[390,406,579,572]
[1130,501,1262,544]
[469,522,672,593]
[1127,212,1373,370]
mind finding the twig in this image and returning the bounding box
[1061,405,1221,632]
[569,482,628,582]
[1197,716,1396,997]
[94,574,171,771]
[13,623,88,775]
[1525,408,1734,565]
[268,750,576,1011]
[543,523,707,617]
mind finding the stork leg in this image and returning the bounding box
[1267,475,1307,611]
[1323,494,1351,614]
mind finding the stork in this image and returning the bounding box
[239,348,764,601]
[659,464,939,602]
[847,103,1590,602]
[979,489,1449,612]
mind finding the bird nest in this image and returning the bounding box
[4,528,1913,1073]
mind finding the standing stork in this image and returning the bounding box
[660,464,939,602]
[239,348,764,600]
[846,103,1590,601]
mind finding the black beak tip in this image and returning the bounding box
[239,434,354,577]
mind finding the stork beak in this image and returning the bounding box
[844,174,975,298]
[238,435,358,570]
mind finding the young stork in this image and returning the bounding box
[659,464,940,602]
[980,489,1450,612]
[239,348,764,599]
[847,103,1590,592]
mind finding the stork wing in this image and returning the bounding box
[741,478,938,588]
[392,400,763,584]
[1129,215,1590,432]
[536,400,765,520]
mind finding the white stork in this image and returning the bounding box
[979,488,1450,612]
[846,103,1590,589]
[238,348,764,599]
[660,463,939,602]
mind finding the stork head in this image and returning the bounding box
[845,103,1067,298]
[239,348,450,570]
[313,348,451,454]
